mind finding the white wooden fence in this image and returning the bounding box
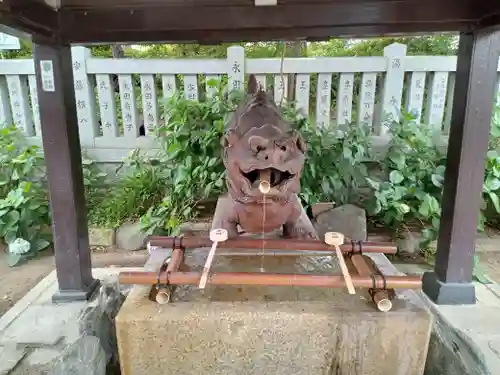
[0,42,499,163]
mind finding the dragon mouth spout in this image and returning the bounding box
[240,167,295,192]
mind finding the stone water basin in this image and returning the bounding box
[116,248,432,375]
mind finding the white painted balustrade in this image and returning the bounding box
[0,43,499,163]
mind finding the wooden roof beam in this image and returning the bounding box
[0,0,59,41]
[59,0,480,44]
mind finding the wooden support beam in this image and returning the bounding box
[33,42,99,302]
[423,29,500,305]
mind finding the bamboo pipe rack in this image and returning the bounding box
[119,270,422,289]
[147,236,397,254]
[121,235,421,311]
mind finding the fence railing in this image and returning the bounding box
[1,43,499,163]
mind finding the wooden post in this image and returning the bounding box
[423,30,500,305]
[32,42,99,302]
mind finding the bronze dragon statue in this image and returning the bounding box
[218,74,313,239]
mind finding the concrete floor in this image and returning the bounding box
[0,249,148,317]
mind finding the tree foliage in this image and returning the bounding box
[4,34,458,60]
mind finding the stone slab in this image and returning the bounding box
[314,204,367,241]
[394,263,433,276]
[419,282,500,375]
[89,227,116,247]
[9,347,65,375]
[116,221,147,251]
[0,346,26,375]
[310,202,335,218]
[48,336,106,375]
[0,303,87,347]
[0,267,142,375]
[0,270,58,333]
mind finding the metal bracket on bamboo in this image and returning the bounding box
[348,253,395,312]
[348,240,363,255]
[149,247,185,304]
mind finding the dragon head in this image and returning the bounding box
[221,75,307,201]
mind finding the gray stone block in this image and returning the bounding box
[116,221,147,251]
[424,319,492,375]
[88,227,116,247]
[48,336,106,375]
[314,204,367,241]
[78,282,125,366]
[310,202,335,219]
[419,284,500,375]
[10,348,64,375]
[0,303,86,347]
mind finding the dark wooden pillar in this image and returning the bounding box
[33,42,99,302]
[423,30,500,305]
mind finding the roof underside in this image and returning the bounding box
[1,0,500,44]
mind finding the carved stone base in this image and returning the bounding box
[422,271,476,305]
[52,279,101,303]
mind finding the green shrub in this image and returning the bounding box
[364,107,500,253]
[140,80,244,235]
[0,126,51,266]
[87,150,167,228]
[281,103,372,208]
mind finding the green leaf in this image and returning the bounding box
[428,196,440,214]
[485,177,500,192]
[489,192,500,214]
[431,174,444,188]
[31,238,51,252]
[22,181,32,193]
[419,198,431,218]
[7,253,23,267]
[4,210,20,228]
[28,201,41,210]
[182,207,192,218]
[207,78,218,87]
[370,199,382,215]
[389,170,404,184]
[365,178,380,190]
[310,164,316,178]
[4,229,18,244]
[389,153,405,169]
[397,203,410,214]
[435,165,446,175]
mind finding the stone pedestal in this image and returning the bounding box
[116,251,432,375]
